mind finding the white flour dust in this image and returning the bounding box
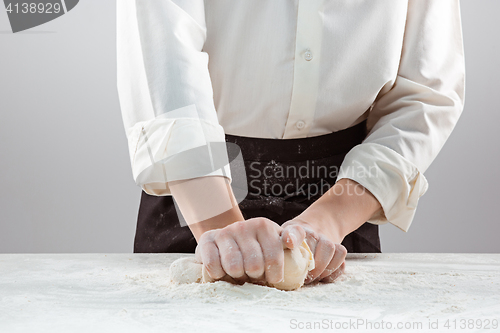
[1,253,499,333]
[121,253,500,320]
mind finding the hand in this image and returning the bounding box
[194,217,286,285]
[281,220,347,284]
[277,178,382,284]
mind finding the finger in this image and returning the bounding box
[195,242,202,263]
[301,227,319,253]
[256,220,284,284]
[233,226,265,280]
[317,244,347,281]
[320,261,345,283]
[281,224,306,250]
[305,237,335,284]
[198,239,225,280]
[214,231,246,280]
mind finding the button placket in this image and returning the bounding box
[282,0,324,139]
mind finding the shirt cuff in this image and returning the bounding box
[336,142,429,232]
[126,116,232,196]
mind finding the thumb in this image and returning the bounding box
[281,223,306,250]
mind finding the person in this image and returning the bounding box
[116,0,465,286]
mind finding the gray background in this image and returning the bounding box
[0,0,498,253]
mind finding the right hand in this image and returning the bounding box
[195,217,294,285]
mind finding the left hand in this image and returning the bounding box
[281,219,347,284]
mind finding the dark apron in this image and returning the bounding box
[134,120,381,254]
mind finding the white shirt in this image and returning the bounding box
[116,0,465,232]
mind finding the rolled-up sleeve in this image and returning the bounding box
[337,0,466,232]
[116,0,230,195]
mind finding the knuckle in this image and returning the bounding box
[253,218,267,228]
[223,252,243,275]
[199,230,214,242]
[321,238,335,251]
[229,222,243,234]
[265,223,280,236]
[235,220,246,229]
[260,217,273,223]
[198,239,215,253]
[215,228,231,241]
[306,230,320,244]
[335,244,348,257]
[225,262,243,277]
[291,224,303,234]
[265,254,283,269]
[245,260,263,276]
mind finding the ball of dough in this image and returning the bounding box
[169,240,315,291]
[169,257,203,284]
[268,240,315,291]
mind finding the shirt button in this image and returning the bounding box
[296,120,306,129]
[304,49,313,61]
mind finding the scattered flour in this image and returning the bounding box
[1,253,499,333]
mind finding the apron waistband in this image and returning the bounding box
[224,120,367,162]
